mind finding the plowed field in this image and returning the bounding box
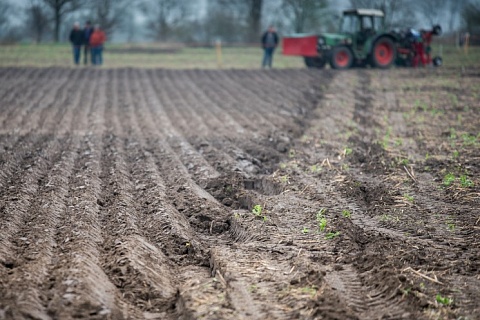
[0,67,479,320]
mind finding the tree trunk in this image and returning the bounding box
[249,0,262,43]
[54,8,60,42]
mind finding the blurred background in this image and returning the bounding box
[2,0,478,44]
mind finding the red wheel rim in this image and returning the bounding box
[335,50,349,67]
[375,41,394,66]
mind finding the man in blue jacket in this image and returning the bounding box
[69,22,83,65]
[261,26,279,68]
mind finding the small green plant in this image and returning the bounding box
[380,214,390,222]
[301,285,317,297]
[447,222,455,232]
[288,149,296,158]
[443,173,456,187]
[425,152,430,160]
[342,209,351,218]
[452,150,459,159]
[280,175,289,183]
[252,205,263,216]
[462,133,477,146]
[399,158,409,166]
[436,294,453,306]
[279,162,287,169]
[310,164,321,173]
[459,175,474,188]
[325,231,340,239]
[401,288,411,296]
[344,147,352,156]
[318,217,327,232]
[404,194,414,203]
[302,227,310,234]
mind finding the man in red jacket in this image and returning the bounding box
[90,25,106,66]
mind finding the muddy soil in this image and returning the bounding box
[0,67,478,320]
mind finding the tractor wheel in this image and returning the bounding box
[304,57,326,69]
[330,46,353,70]
[371,37,396,68]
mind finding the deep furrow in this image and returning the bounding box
[0,136,63,264]
[96,71,178,316]
[0,137,78,319]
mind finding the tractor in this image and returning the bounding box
[283,9,442,69]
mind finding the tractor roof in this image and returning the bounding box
[343,9,385,17]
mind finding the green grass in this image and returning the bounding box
[0,43,304,69]
[1,43,479,69]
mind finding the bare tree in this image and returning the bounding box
[90,0,130,38]
[42,0,82,42]
[141,0,192,41]
[282,0,329,33]
[463,0,480,31]
[26,0,50,43]
[248,0,263,42]
[349,0,417,29]
[0,1,11,31]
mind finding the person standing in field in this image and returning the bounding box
[83,21,94,65]
[69,22,84,65]
[261,26,279,68]
[90,25,106,66]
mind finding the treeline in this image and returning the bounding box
[0,0,479,44]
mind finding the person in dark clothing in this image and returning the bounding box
[69,22,83,65]
[261,26,279,68]
[83,21,94,65]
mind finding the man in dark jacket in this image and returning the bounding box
[83,21,94,65]
[261,26,279,68]
[69,22,84,65]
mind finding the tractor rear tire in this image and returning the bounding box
[371,37,396,68]
[304,57,326,69]
[330,46,353,70]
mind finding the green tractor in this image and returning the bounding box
[283,9,398,69]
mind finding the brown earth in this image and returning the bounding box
[0,66,479,320]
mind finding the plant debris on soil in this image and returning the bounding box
[0,66,478,320]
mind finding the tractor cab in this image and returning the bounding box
[340,9,385,49]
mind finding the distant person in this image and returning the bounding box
[83,21,94,65]
[69,22,84,65]
[90,25,106,66]
[261,26,279,68]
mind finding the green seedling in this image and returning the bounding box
[401,288,411,296]
[436,294,453,306]
[462,133,477,146]
[404,194,414,202]
[459,175,474,188]
[301,285,317,297]
[447,222,455,232]
[280,175,289,183]
[380,214,390,222]
[318,217,327,232]
[342,210,351,218]
[279,162,287,169]
[325,231,340,239]
[399,158,409,166]
[302,227,310,234]
[425,152,430,160]
[288,149,296,158]
[344,147,352,156]
[310,164,321,173]
[452,150,459,159]
[443,173,455,187]
[252,205,263,216]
